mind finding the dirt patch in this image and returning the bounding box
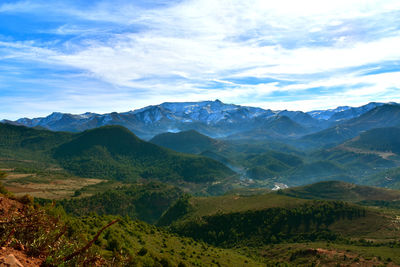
[3,186,41,193]
[0,197,43,266]
[0,196,24,219]
[0,248,42,267]
[4,178,104,199]
[4,174,36,180]
[0,169,14,172]
[339,145,398,161]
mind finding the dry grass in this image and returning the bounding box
[2,169,103,199]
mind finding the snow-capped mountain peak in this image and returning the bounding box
[4,100,397,140]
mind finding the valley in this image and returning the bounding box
[2,100,400,266]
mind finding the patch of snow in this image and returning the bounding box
[271,183,289,191]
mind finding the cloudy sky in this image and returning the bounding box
[1,0,400,119]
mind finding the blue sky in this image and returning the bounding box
[1,0,400,119]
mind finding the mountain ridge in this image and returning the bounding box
[4,100,396,140]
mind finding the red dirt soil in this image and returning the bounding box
[0,247,42,266]
[0,196,24,219]
[0,196,43,266]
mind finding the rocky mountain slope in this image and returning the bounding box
[4,100,395,140]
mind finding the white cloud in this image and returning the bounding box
[1,0,400,118]
[41,0,400,86]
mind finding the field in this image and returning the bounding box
[0,158,105,199]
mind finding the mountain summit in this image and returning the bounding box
[3,100,397,140]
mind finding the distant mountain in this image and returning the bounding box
[307,106,352,120]
[281,181,400,202]
[300,103,400,148]
[4,100,398,141]
[307,102,385,121]
[5,100,278,139]
[54,125,234,183]
[346,103,400,129]
[277,110,327,130]
[150,130,225,154]
[231,115,309,140]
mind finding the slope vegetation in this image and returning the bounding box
[56,182,183,224]
[281,181,400,202]
[159,191,395,250]
[345,127,400,155]
[0,122,73,160]
[150,129,225,154]
[54,125,234,182]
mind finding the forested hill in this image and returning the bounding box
[280,181,400,202]
[53,125,234,182]
[0,123,234,186]
[150,129,225,154]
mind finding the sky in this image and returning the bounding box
[1,0,400,120]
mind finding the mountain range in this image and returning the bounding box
[3,100,394,140]
[3,101,400,265]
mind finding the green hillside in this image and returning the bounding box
[0,194,262,266]
[0,122,73,160]
[345,127,400,154]
[159,192,397,251]
[150,130,225,154]
[56,182,184,224]
[314,148,397,169]
[243,151,303,180]
[0,124,236,195]
[169,201,366,247]
[53,125,234,183]
[299,126,357,149]
[281,181,400,202]
[362,167,400,189]
[283,160,351,185]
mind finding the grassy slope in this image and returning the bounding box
[68,215,264,266]
[186,193,307,218]
[159,191,399,248]
[281,180,400,202]
[56,182,184,224]
[0,193,263,266]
